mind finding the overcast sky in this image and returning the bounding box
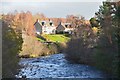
[1,0,106,20]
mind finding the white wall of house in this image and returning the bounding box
[42,26,56,34]
[64,28,74,34]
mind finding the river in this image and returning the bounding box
[16,53,112,78]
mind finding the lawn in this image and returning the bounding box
[42,34,70,43]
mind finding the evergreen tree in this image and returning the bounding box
[2,20,23,78]
[94,1,120,77]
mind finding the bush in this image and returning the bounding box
[93,34,119,76]
[65,38,86,63]
[47,43,58,54]
[55,42,67,53]
[65,25,96,64]
[65,38,95,64]
[36,34,46,41]
[19,35,50,57]
[65,24,119,77]
[64,33,71,37]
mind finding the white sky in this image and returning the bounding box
[1,0,108,20]
[2,0,106,2]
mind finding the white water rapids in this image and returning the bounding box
[16,54,112,78]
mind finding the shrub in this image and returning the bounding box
[19,35,49,57]
[47,43,58,54]
[65,25,97,64]
[55,42,67,53]
[93,34,119,76]
[65,24,119,77]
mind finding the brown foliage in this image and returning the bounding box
[65,24,97,64]
[3,11,35,36]
[19,35,48,57]
[19,11,35,36]
[66,15,85,28]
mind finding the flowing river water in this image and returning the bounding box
[16,54,113,78]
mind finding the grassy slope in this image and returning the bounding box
[37,27,98,43]
[40,34,70,43]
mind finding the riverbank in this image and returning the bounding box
[19,35,67,58]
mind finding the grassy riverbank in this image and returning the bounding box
[19,34,70,58]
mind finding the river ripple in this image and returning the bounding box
[16,54,111,78]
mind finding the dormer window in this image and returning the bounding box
[50,22,53,26]
[65,24,68,28]
[41,22,45,26]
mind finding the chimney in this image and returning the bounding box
[36,19,39,22]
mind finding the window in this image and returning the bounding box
[42,22,44,26]
[50,22,52,26]
[65,24,68,28]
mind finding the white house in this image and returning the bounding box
[34,19,75,35]
[34,19,56,34]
